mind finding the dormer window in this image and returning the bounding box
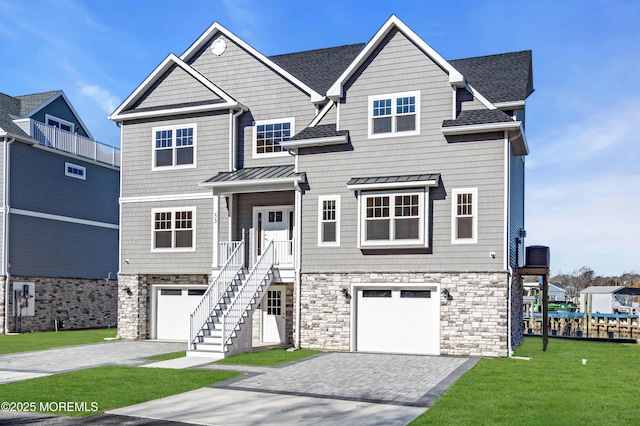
[368,91,420,138]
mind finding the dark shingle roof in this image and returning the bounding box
[203,165,305,184]
[347,174,440,187]
[442,109,515,127]
[14,90,60,116]
[269,44,364,95]
[0,93,28,137]
[290,124,348,141]
[449,51,533,104]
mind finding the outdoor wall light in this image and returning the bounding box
[341,287,351,300]
[123,286,133,296]
[442,288,453,301]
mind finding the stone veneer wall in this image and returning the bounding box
[299,271,512,357]
[3,276,117,333]
[117,274,208,340]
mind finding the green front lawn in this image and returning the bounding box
[214,348,322,366]
[145,350,186,361]
[0,366,240,417]
[411,337,640,425]
[0,328,117,355]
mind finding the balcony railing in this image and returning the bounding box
[18,119,120,167]
[219,239,294,268]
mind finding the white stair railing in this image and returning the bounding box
[222,241,274,352]
[189,241,244,350]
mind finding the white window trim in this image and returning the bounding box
[252,117,294,159]
[64,162,86,180]
[357,188,428,248]
[45,114,75,133]
[318,195,340,247]
[451,188,478,244]
[368,90,420,139]
[151,207,196,252]
[151,123,197,171]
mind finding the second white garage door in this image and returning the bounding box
[356,287,440,355]
[156,287,206,341]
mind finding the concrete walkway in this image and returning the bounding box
[0,341,479,425]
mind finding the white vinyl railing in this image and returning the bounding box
[189,241,245,350]
[218,241,244,267]
[222,241,274,352]
[28,119,120,167]
[272,240,294,266]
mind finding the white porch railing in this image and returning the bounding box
[222,241,274,352]
[26,119,120,167]
[272,240,294,267]
[218,241,244,267]
[189,241,245,350]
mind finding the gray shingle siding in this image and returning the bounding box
[509,147,525,268]
[299,29,507,273]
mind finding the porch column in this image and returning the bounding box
[213,194,219,268]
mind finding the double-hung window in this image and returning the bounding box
[153,124,196,169]
[359,189,426,247]
[452,188,478,244]
[152,207,195,251]
[318,195,340,246]
[253,118,294,158]
[368,91,420,138]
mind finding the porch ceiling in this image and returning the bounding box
[199,165,306,194]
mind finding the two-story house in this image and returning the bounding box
[110,15,532,357]
[0,90,120,333]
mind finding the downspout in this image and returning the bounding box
[504,130,513,356]
[3,136,15,334]
[230,107,246,172]
[294,180,302,349]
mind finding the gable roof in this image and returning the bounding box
[442,109,515,127]
[179,22,325,103]
[327,15,465,100]
[110,54,244,121]
[450,51,534,104]
[269,44,364,95]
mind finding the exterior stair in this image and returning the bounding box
[187,241,275,358]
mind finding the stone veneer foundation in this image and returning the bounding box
[0,276,117,333]
[117,274,208,340]
[299,271,518,357]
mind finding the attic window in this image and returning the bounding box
[368,91,420,138]
[46,114,74,133]
[65,162,86,180]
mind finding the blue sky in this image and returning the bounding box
[1,0,638,276]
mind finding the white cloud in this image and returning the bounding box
[80,84,120,114]
[526,174,640,276]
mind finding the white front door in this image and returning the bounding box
[255,206,294,265]
[262,285,286,343]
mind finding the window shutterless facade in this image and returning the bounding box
[152,124,196,169]
[368,91,420,138]
[152,207,196,251]
[358,189,427,248]
[65,162,86,180]
[253,118,294,158]
[318,195,340,246]
[451,188,478,244]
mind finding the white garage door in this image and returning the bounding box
[356,287,440,355]
[156,287,206,341]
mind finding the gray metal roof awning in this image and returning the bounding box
[347,173,440,191]
[200,165,306,194]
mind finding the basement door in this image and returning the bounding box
[261,285,286,343]
[356,287,440,355]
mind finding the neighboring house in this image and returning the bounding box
[580,286,636,314]
[109,15,533,357]
[0,90,120,333]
